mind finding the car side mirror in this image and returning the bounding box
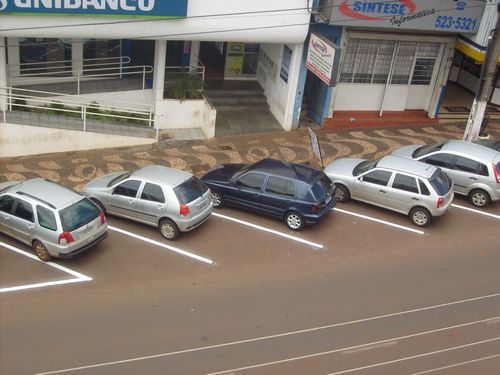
[358,176,364,182]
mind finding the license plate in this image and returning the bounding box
[80,223,95,236]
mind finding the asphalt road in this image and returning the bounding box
[1,193,499,375]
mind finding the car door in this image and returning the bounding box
[231,172,266,212]
[387,173,420,214]
[0,195,16,236]
[452,155,488,193]
[420,153,467,194]
[108,179,142,218]
[353,169,392,207]
[134,182,166,225]
[260,176,296,217]
[9,198,36,245]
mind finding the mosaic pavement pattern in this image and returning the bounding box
[1,123,499,193]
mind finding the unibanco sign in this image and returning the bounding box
[0,0,188,18]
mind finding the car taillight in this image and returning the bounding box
[437,197,444,208]
[99,211,106,224]
[180,204,190,216]
[311,204,320,213]
[58,231,74,245]
[493,163,500,184]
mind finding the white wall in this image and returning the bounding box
[0,0,312,44]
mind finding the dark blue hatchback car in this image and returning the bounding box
[201,158,337,230]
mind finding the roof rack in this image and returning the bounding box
[16,191,56,209]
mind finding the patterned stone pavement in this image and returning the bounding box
[1,122,499,193]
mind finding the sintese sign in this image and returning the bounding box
[306,33,338,86]
[331,0,485,33]
[0,0,188,18]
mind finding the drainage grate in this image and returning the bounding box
[443,106,470,112]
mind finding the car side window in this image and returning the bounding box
[113,179,141,198]
[265,176,295,197]
[140,183,165,203]
[13,198,34,222]
[454,156,488,176]
[0,195,15,214]
[37,206,57,231]
[422,153,456,169]
[236,172,265,191]
[418,180,431,196]
[392,174,419,194]
[362,170,392,186]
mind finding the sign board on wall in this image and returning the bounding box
[306,33,339,86]
[280,45,293,83]
[331,0,485,33]
[0,0,188,18]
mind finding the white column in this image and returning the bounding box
[0,38,7,115]
[283,43,304,131]
[7,38,19,77]
[153,39,166,103]
[190,41,200,67]
[72,38,84,76]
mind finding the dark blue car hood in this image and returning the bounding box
[202,164,247,183]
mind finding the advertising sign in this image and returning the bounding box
[306,33,339,86]
[308,127,323,167]
[280,45,292,83]
[331,0,485,33]
[0,0,188,18]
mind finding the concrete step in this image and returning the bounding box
[204,89,265,97]
[215,103,270,111]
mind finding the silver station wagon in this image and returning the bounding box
[324,155,454,226]
[0,178,108,261]
[82,165,213,240]
[392,140,500,207]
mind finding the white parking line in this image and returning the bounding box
[411,353,500,374]
[452,204,500,220]
[37,292,500,374]
[333,208,425,235]
[108,225,214,265]
[212,213,324,249]
[0,241,92,293]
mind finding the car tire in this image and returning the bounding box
[33,240,51,262]
[410,207,432,227]
[159,219,180,240]
[211,191,224,208]
[91,198,106,214]
[285,211,304,231]
[335,184,350,202]
[469,189,490,208]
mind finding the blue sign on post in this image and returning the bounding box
[0,0,188,19]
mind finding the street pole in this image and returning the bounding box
[463,3,500,142]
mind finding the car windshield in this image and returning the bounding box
[59,198,100,232]
[353,159,379,176]
[310,174,334,202]
[107,172,130,187]
[429,170,452,195]
[413,142,446,158]
[174,177,209,204]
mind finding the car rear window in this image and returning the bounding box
[429,170,452,196]
[310,174,334,202]
[59,198,100,232]
[174,177,208,204]
[413,142,446,158]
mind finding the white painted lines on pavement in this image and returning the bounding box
[333,208,425,235]
[0,241,92,293]
[108,225,214,265]
[37,292,500,374]
[412,353,500,375]
[452,204,500,220]
[212,212,324,249]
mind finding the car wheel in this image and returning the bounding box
[91,198,106,214]
[159,219,180,240]
[335,185,350,202]
[469,189,490,208]
[33,240,51,262]
[285,211,304,231]
[410,207,432,227]
[211,191,224,208]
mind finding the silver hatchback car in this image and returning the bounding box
[392,140,500,207]
[82,165,213,240]
[324,155,454,226]
[0,178,108,261]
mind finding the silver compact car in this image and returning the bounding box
[0,178,108,261]
[82,165,213,240]
[392,140,500,207]
[324,155,454,226]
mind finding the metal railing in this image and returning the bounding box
[1,86,154,131]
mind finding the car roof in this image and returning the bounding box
[378,155,437,178]
[131,165,192,187]
[8,178,83,209]
[442,140,499,161]
[250,158,323,182]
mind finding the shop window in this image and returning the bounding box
[83,39,121,74]
[411,58,436,85]
[390,42,416,84]
[352,40,378,83]
[372,41,395,84]
[19,38,71,75]
[339,39,359,83]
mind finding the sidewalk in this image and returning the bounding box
[1,121,499,193]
